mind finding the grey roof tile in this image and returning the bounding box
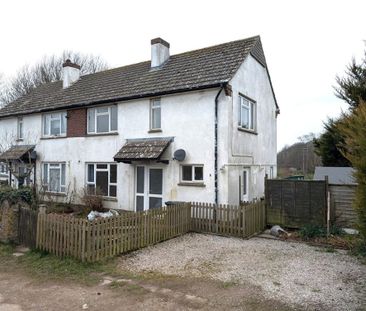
[0,36,271,118]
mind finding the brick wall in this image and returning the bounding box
[67,108,87,137]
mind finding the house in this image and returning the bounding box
[0,36,278,210]
[313,166,356,185]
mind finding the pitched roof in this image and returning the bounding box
[0,36,276,118]
[313,166,356,185]
[114,137,173,162]
[0,145,36,161]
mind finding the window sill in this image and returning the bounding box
[102,197,118,202]
[86,132,119,137]
[178,182,206,187]
[148,129,162,133]
[44,192,67,197]
[41,136,67,140]
[237,127,258,135]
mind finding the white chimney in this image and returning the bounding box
[151,38,170,68]
[62,59,80,89]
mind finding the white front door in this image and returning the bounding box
[135,166,164,211]
[242,168,249,202]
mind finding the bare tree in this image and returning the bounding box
[0,51,108,105]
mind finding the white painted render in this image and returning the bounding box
[62,65,80,89]
[0,54,277,210]
[151,42,170,68]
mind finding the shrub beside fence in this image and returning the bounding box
[34,201,265,262]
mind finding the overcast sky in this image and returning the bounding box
[1,0,365,150]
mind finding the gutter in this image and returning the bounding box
[214,84,225,205]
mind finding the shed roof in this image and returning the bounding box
[313,166,356,185]
[0,36,278,118]
[114,137,173,162]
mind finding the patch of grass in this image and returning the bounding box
[299,224,344,240]
[0,244,118,285]
[324,246,336,253]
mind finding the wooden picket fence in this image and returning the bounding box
[36,204,191,262]
[35,201,265,262]
[191,200,265,237]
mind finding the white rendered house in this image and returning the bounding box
[0,36,279,211]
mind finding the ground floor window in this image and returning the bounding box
[42,163,66,193]
[181,165,204,182]
[86,163,117,197]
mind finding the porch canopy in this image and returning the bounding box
[114,137,173,163]
[0,145,36,163]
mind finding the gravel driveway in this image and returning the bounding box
[119,233,366,311]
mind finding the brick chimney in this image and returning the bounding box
[151,38,170,68]
[62,59,80,89]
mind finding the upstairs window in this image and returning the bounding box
[86,163,117,197]
[181,165,204,183]
[17,117,23,140]
[150,99,161,130]
[43,112,67,137]
[42,163,66,193]
[87,106,118,134]
[239,95,256,130]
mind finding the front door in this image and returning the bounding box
[135,166,163,211]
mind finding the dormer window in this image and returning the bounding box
[43,112,67,137]
[87,105,118,134]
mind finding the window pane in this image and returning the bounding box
[43,164,48,184]
[110,164,117,183]
[109,185,117,197]
[250,102,255,129]
[243,171,247,195]
[96,171,108,196]
[43,115,50,135]
[136,196,144,211]
[49,168,60,192]
[182,166,192,181]
[61,113,67,134]
[61,164,66,186]
[149,197,162,209]
[97,107,108,113]
[88,109,95,133]
[50,119,61,135]
[152,99,160,108]
[111,106,118,131]
[96,164,108,169]
[96,114,109,132]
[241,105,249,128]
[149,169,163,195]
[152,107,161,129]
[136,167,144,194]
[194,166,203,181]
[87,164,94,182]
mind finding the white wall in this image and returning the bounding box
[223,54,278,204]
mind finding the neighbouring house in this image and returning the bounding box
[313,166,356,185]
[0,36,279,211]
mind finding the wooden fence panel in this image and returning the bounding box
[265,179,327,228]
[329,184,357,228]
[18,208,38,249]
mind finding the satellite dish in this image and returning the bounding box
[173,149,186,161]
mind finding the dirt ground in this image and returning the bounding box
[0,268,297,311]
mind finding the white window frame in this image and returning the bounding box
[42,162,66,193]
[0,163,8,174]
[42,112,67,137]
[87,105,118,134]
[86,163,117,198]
[239,95,256,131]
[17,117,24,140]
[180,164,204,183]
[150,98,161,130]
[242,168,250,202]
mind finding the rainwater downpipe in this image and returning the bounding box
[214,84,225,205]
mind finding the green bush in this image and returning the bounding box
[0,186,34,205]
[299,224,344,240]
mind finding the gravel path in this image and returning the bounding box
[119,233,366,311]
